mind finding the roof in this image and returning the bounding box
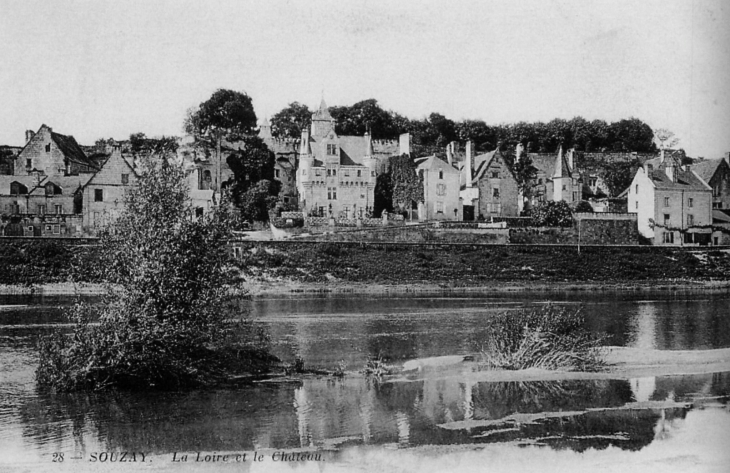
[28,174,93,195]
[472,149,518,184]
[414,155,459,174]
[51,131,98,169]
[649,167,710,191]
[308,134,368,167]
[712,209,730,224]
[529,154,556,178]
[691,159,726,183]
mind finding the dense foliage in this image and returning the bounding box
[530,201,573,227]
[480,305,607,371]
[36,160,248,391]
[225,136,281,222]
[271,98,658,154]
[270,102,311,139]
[184,89,257,140]
[387,154,424,213]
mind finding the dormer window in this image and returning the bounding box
[327,144,337,155]
[10,182,28,195]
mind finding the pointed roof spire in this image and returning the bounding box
[553,145,564,178]
[313,97,333,120]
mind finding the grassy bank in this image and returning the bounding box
[237,242,730,286]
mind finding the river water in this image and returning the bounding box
[1,291,730,471]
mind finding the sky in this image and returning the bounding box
[1,0,728,158]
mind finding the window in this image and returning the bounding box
[46,184,54,196]
[562,185,567,191]
[122,173,129,185]
[635,201,638,210]
[635,184,638,194]
[26,159,32,169]
[315,169,322,176]
[590,178,597,187]
[573,191,578,201]
[713,186,720,197]
[357,170,361,177]
[687,214,694,226]
[45,225,52,233]
[274,169,280,179]
[664,214,670,226]
[491,171,500,179]
[538,178,543,185]
[37,205,46,215]
[436,183,446,196]
[10,182,27,195]
[53,225,60,235]
[45,143,51,152]
[439,170,444,179]
[327,144,337,155]
[688,197,693,208]
[344,170,350,177]
[436,201,444,213]
[663,232,674,244]
[714,202,723,209]
[95,189,103,202]
[492,188,500,199]
[664,197,670,207]
[327,187,337,200]
[55,204,62,214]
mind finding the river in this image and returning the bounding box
[1,291,729,472]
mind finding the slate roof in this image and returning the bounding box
[712,209,730,224]
[529,154,556,178]
[649,167,710,191]
[691,159,725,184]
[312,99,333,120]
[51,131,98,169]
[415,155,459,174]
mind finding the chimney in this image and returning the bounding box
[660,149,665,163]
[515,143,524,163]
[665,161,676,182]
[465,140,473,188]
[111,143,122,157]
[398,133,411,156]
[446,143,453,165]
[25,130,35,143]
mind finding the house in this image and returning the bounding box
[15,125,99,176]
[82,145,138,233]
[414,154,461,220]
[627,151,713,245]
[0,125,97,236]
[296,100,406,218]
[472,147,521,219]
[527,147,583,206]
[691,157,730,211]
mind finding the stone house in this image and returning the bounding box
[414,154,461,220]
[472,148,521,218]
[82,145,138,233]
[0,125,98,236]
[627,151,713,245]
[692,158,730,211]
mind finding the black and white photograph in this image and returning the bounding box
[1,1,729,471]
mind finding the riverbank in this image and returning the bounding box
[3,278,730,298]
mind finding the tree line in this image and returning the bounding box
[271,98,659,154]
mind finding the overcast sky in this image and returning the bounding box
[1,0,728,158]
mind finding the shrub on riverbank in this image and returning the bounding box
[36,160,263,391]
[480,305,607,372]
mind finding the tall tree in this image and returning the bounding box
[329,99,400,139]
[607,118,656,153]
[270,102,311,139]
[225,136,281,221]
[185,89,258,190]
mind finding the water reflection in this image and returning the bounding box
[13,371,730,458]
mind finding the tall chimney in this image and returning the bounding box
[567,148,574,171]
[398,133,411,156]
[446,143,453,165]
[465,140,473,188]
[515,143,524,163]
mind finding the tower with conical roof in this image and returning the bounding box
[311,98,335,138]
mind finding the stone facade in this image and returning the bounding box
[15,125,98,176]
[692,158,730,211]
[82,146,138,233]
[528,147,582,205]
[473,149,520,218]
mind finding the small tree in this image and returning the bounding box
[574,200,594,213]
[37,160,246,391]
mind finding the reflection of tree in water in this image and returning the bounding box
[20,385,304,453]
